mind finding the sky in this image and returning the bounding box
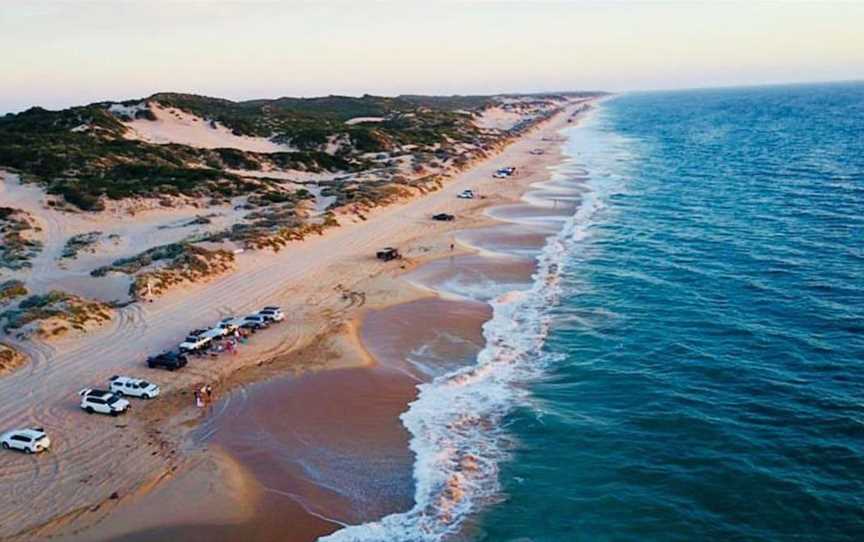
[1,1,863,113]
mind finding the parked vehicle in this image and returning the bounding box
[1,428,50,454]
[208,325,229,338]
[376,247,401,261]
[79,389,130,416]
[179,333,212,352]
[202,327,227,341]
[219,317,242,333]
[258,307,285,323]
[147,351,188,371]
[432,213,455,221]
[242,314,269,330]
[493,166,516,178]
[457,189,475,199]
[109,376,160,399]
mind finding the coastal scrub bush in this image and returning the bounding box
[0,280,28,304]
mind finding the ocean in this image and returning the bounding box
[325,83,864,541]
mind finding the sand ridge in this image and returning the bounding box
[120,102,292,153]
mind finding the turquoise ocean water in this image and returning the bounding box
[324,82,864,542]
[476,83,864,541]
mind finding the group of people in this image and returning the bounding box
[188,327,252,358]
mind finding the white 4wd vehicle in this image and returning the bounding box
[79,389,130,416]
[258,306,285,322]
[1,428,51,454]
[457,189,475,199]
[109,376,160,399]
[179,333,212,353]
[219,317,242,333]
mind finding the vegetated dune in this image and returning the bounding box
[1,290,114,340]
[0,342,27,375]
[120,103,292,153]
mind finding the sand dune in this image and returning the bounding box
[473,106,527,131]
[0,175,249,304]
[121,103,292,153]
[344,116,385,125]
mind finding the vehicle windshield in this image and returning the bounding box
[139,381,152,388]
[106,395,119,405]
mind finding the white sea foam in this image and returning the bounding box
[321,109,615,541]
[320,186,603,542]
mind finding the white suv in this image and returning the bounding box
[109,376,160,399]
[258,306,285,323]
[1,428,51,454]
[79,389,130,416]
[219,317,243,333]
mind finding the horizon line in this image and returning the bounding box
[3,78,862,116]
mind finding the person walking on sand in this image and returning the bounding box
[194,390,203,408]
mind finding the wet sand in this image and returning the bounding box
[99,296,492,542]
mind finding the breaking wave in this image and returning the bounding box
[320,174,604,541]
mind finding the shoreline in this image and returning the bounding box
[3,100,594,540]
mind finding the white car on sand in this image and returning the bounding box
[1,428,51,454]
[79,389,130,416]
[219,317,243,333]
[257,306,285,323]
[179,332,212,353]
[457,189,475,199]
[109,376,160,399]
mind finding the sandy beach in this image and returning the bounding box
[0,100,593,540]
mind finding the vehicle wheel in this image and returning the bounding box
[142,394,150,400]
[25,447,33,454]
[1,442,8,449]
[111,411,119,417]
[115,391,123,397]
[86,406,94,414]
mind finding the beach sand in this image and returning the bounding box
[0,100,593,540]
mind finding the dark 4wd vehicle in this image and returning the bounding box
[376,247,401,261]
[147,351,188,371]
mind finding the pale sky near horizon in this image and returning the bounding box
[1,1,862,113]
